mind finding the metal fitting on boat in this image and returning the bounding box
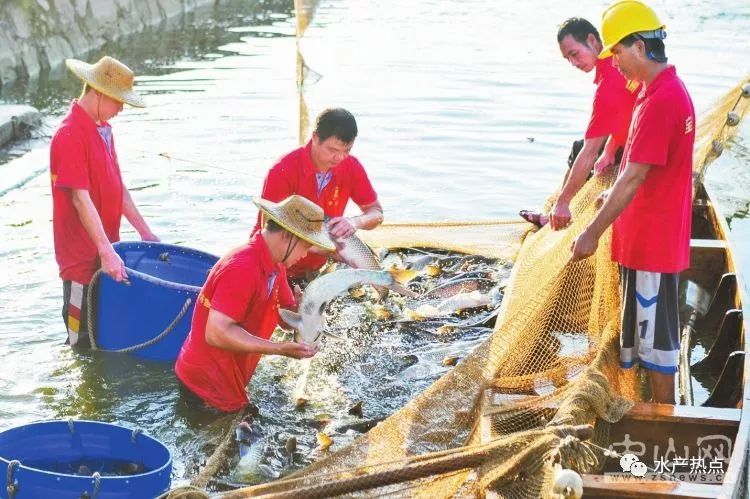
[742,82,750,97]
[712,139,724,156]
[726,111,740,126]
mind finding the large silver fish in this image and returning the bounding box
[331,231,418,298]
[279,269,399,344]
[231,423,267,483]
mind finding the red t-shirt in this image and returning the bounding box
[612,66,695,273]
[175,234,295,412]
[50,102,124,284]
[585,56,641,148]
[255,140,378,276]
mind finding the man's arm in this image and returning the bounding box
[570,161,651,261]
[550,136,607,230]
[593,136,620,175]
[71,189,127,281]
[327,199,384,239]
[205,308,316,359]
[122,186,159,241]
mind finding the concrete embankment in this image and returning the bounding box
[0,0,220,148]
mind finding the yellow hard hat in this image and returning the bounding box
[599,1,666,59]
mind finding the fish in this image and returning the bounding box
[408,290,494,320]
[366,303,392,321]
[231,423,266,483]
[348,400,363,417]
[280,269,402,345]
[316,432,334,451]
[330,230,419,299]
[285,436,297,464]
[442,355,460,367]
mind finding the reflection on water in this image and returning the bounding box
[0,0,749,489]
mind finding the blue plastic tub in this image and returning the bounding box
[96,242,218,361]
[0,420,171,498]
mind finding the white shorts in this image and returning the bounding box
[620,266,680,374]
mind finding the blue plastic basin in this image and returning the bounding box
[96,242,218,361]
[0,420,171,498]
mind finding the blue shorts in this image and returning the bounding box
[619,266,680,374]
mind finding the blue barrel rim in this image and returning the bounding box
[110,241,218,294]
[0,419,172,481]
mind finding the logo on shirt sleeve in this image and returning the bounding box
[626,80,640,93]
[685,116,693,134]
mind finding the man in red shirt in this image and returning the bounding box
[571,0,694,403]
[519,18,640,230]
[50,56,158,348]
[176,195,335,413]
[256,108,383,279]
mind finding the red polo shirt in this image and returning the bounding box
[175,234,295,412]
[255,140,378,276]
[50,101,124,284]
[612,66,695,273]
[585,56,641,148]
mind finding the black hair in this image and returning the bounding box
[265,218,284,232]
[557,17,601,45]
[315,108,358,143]
[619,34,667,63]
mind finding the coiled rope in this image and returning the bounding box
[86,269,192,353]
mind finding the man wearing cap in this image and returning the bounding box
[50,56,158,348]
[175,195,334,413]
[519,17,640,230]
[570,0,694,403]
[255,108,383,279]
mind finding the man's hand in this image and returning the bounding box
[100,245,128,282]
[293,285,303,308]
[327,216,358,239]
[595,189,611,208]
[570,227,599,262]
[281,341,318,359]
[549,201,572,230]
[593,151,616,175]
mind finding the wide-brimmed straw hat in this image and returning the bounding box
[65,56,146,108]
[253,195,335,251]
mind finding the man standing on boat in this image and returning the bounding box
[255,108,384,280]
[50,56,159,349]
[176,195,335,413]
[519,17,640,229]
[570,0,695,404]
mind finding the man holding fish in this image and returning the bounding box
[255,108,384,279]
[175,195,336,412]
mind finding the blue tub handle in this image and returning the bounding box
[131,428,142,444]
[90,471,101,499]
[6,459,20,499]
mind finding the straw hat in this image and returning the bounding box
[65,56,146,108]
[253,195,335,251]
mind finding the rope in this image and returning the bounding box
[6,460,20,499]
[91,472,101,499]
[111,298,192,354]
[86,268,192,353]
[87,269,103,350]
[217,425,592,498]
[190,410,246,489]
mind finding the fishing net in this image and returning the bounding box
[159,78,746,499]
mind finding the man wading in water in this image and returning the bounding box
[175,195,335,413]
[50,56,158,349]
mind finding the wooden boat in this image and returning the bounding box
[475,180,749,499]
